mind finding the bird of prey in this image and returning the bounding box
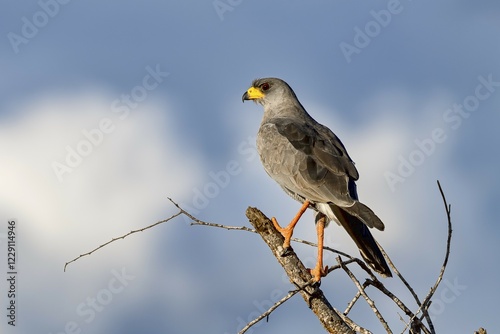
[242,77,392,281]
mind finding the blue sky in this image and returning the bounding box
[1,1,499,333]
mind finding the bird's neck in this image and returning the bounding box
[262,101,316,125]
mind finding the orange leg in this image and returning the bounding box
[309,216,328,282]
[271,200,310,250]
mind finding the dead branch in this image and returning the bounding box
[377,242,433,333]
[63,210,183,271]
[245,206,355,334]
[63,197,349,272]
[238,289,299,334]
[337,257,392,333]
[62,183,485,334]
[403,180,452,333]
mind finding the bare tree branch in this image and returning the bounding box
[403,180,452,333]
[63,210,183,271]
[62,184,483,333]
[238,289,300,334]
[64,197,349,271]
[377,241,433,334]
[245,206,355,334]
[337,257,392,334]
[335,308,372,334]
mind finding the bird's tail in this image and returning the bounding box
[330,204,392,277]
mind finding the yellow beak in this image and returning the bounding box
[242,86,265,102]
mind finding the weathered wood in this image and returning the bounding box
[246,207,355,334]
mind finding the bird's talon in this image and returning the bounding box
[271,217,282,230]
[309,266,328,282]
[311,279,321,289]
[281,246,294,257]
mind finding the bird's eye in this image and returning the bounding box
[261,83,270,91]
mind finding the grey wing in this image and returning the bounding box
[314,122,359,180]
[258,119,358,207]
[258,119,384,230]
[312,123,385,229]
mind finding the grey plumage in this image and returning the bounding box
[243,77,392,277]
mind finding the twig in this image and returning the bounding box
[335,307,373,334]
[368,279,430,334]
[377,243,431,334]
[403,180,452,334]
[378,242,423,307]
[238,289,300,334]
[63,210,183,271]
[190,219,256,232]
[167,198,255,233]
[63,190,456,334]
[64,198,348,271]
[345,290,362,315]
[337,257,392,334]
[289,237,355,259]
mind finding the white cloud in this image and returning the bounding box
[0,91,205,331]
[1,91,202,245]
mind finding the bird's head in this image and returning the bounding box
[242,77,297,108]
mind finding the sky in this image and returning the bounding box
[1,1,499,333]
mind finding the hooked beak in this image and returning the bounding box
[242,86,265,102]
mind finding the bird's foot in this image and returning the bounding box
[271,217,294,255]
[270,200,310,256]
[309,265,328,282]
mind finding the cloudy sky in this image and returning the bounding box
[1,1,499,333]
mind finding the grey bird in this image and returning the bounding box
[242,77,392,281]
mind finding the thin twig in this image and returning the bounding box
[377,242,422,307]
[63,210,183,271]
[337,256,392,334]
[335,307,373,334]
[289,237,355,259]
[238,289,300,334]
[403,180,452,334]
[63,192,455,334]
[344,282,367,315]
[64,198,348,272]
[191,219,256,232]
[345,290,362,315]
[369,279,430,334]
[377,243,431,334]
